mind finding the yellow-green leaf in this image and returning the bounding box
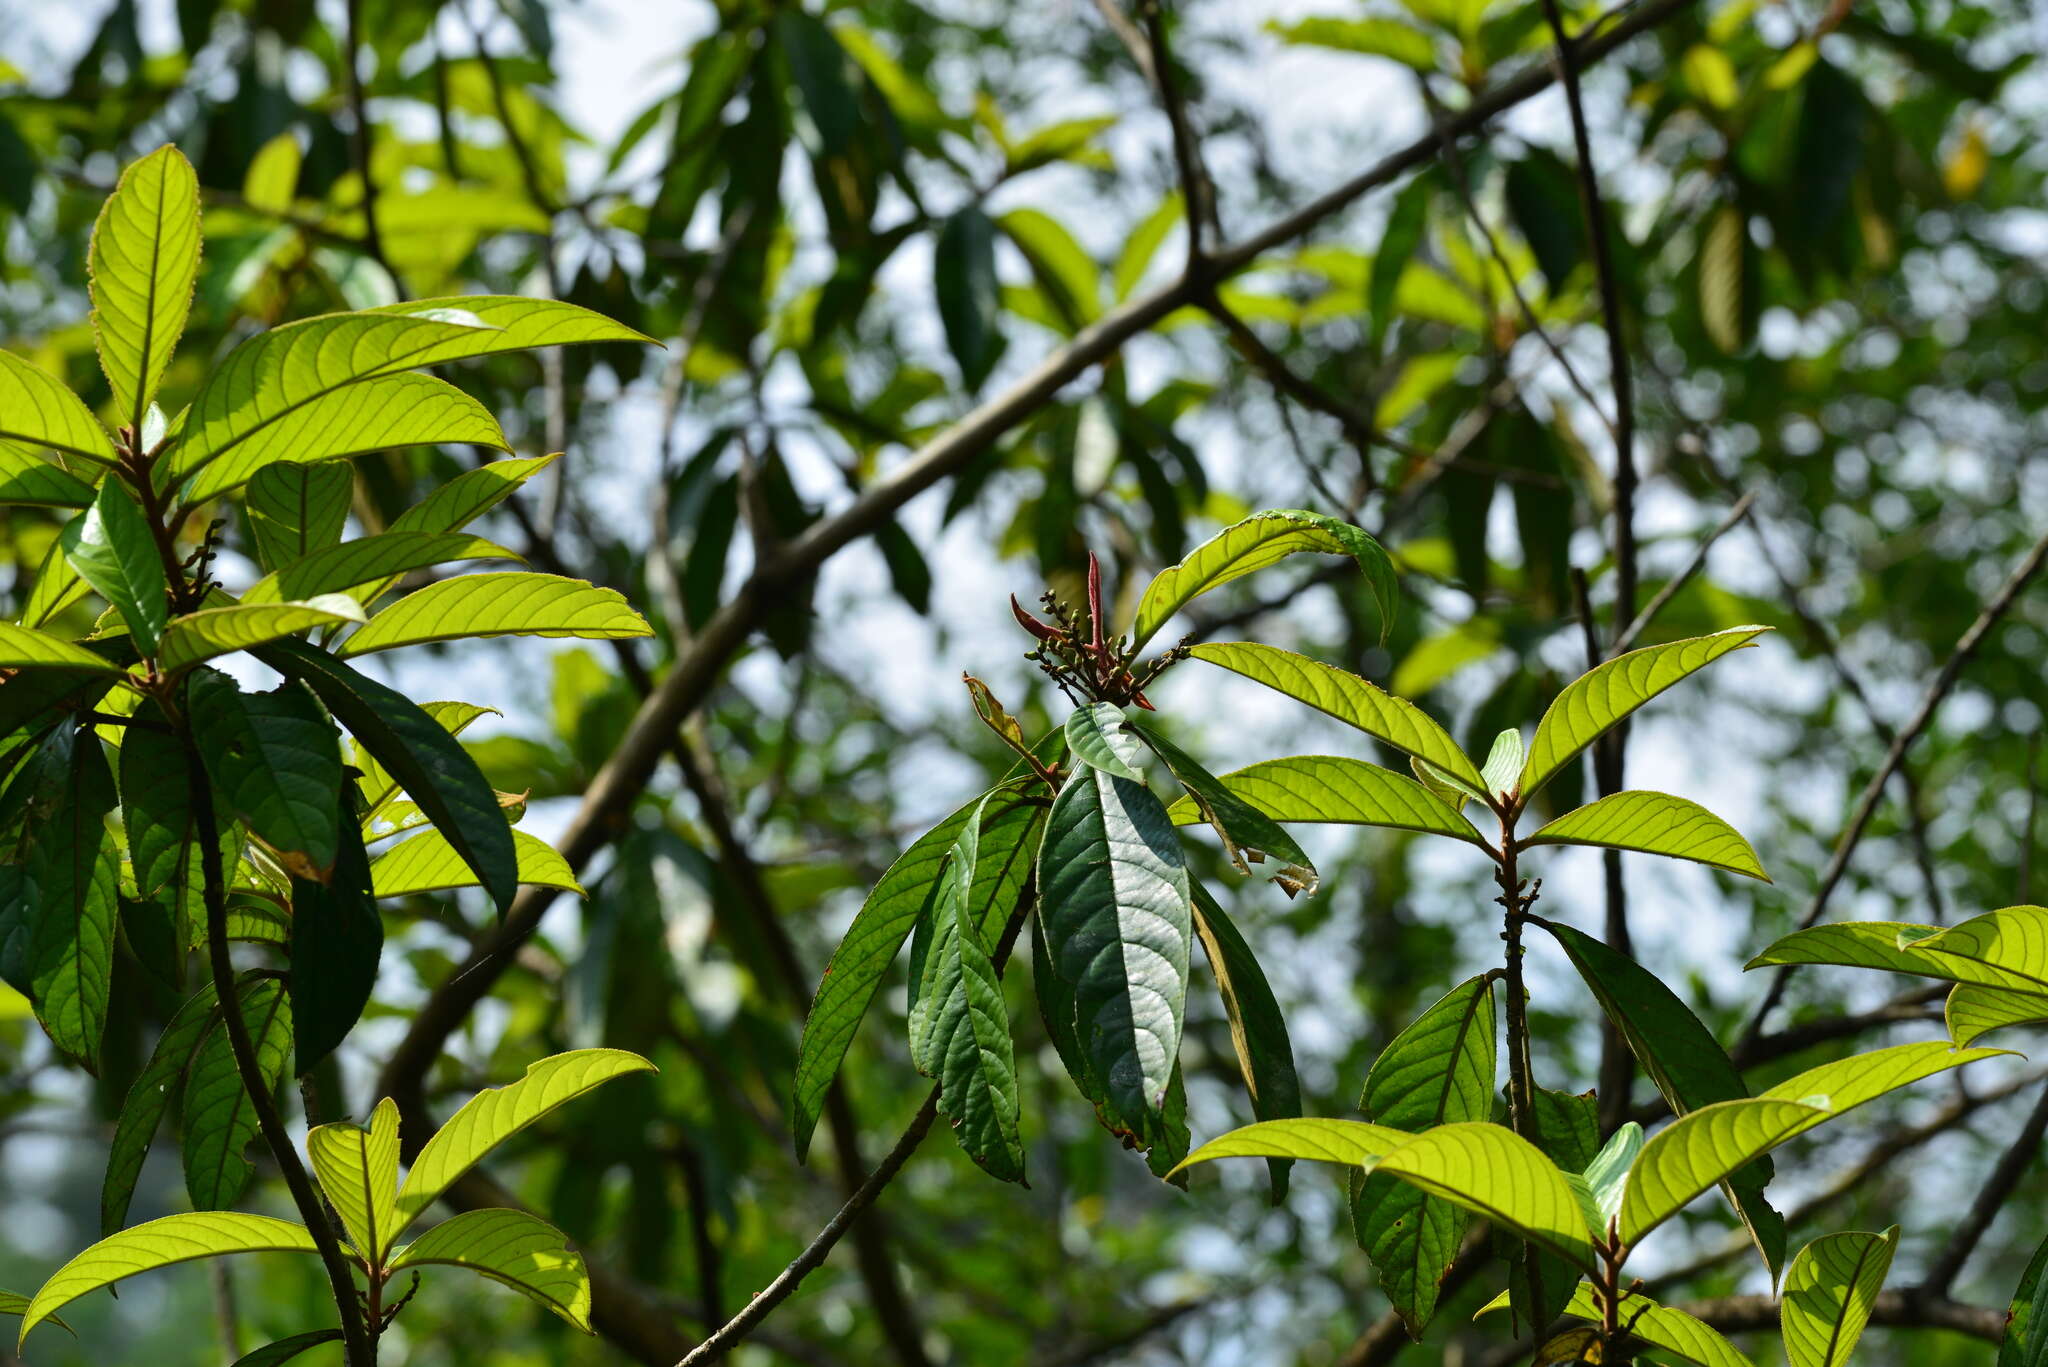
[19,1213,316,1345]
[1163,754,1484,846]
[1372,1123,1596,1271]
[1946,983,2048,1048]
[1782,1228,1899,1367]
[306,1097,402,1263]
[0,622,122,673]
[1132,510,1395,648]
[1525,790,1768,881]
[388,1208,592,1333]
[369,828,580,899]
[1747,920,2021,988]
[1519,628,1770,798]
[1188,642,1484,789]
[1619,1099,1825,1246]
[241,132,302,214]
[243,533,520,605]
[1916,906,2048,993]
[1175,1117,1412,1171]
[89,145,201,431]
[1476,1284,1756,1367]
[156,596,366,673]
[62,479,168,653]
[393,1050,656,1230]
[0,351,117,466]
[1757,1040,2007,1134]
[180,371,510,501]
[337,573,652,656]
[0,442,94,507]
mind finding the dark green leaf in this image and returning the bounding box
[181,975,292,1210]
[288,805,380,1075]
[186,671,341,880]
[61,479,168,655]
[102,982,221,1235]
[936,207,1002,390]
[1132,720,1317,894]
[257,640,517,915]
[229,1330,344,1367]
[21,723,120,1070]
[1190,884,1300,1200]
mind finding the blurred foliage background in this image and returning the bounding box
[0,0,2044,1364]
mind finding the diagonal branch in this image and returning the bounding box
[1921,1078,2048,1296]
[376,0,1710,1134]
[1739,520,2048,1053]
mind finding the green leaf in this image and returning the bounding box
[1782,1227,1899,1367]
[89,144,201,430]
[1619,1098,1825,1246]
[350,701,495,823]
[1038,764,1193,1120]
[22,723,119,1069]
[1542,919,1785,1272]
[241,131,302,215]
[908,805,1026,1181]
[387,454,560,537]
[388,1208,593,1333]
[1519,627,1769,798]
[1914,906,2048,992]
[1947,983,2048,1048]
[1134,721,1317,892]
[1176,1116,1411,1169]
[258,640,520,915]
[181,371,510,502]
[1526,791,1770,881]
[1189,643,1484,788]
[1757,1040,2006,1129]
[1476,1284,1756,1367]
[181,976,292,1210]
[0,350,118,465]
[2001,1229,2048,1367]
[1479,728,1523,802]
[1583,1121,1643,1234]
[0,442,94,507]
[229,1330,343,1367]
[119,703,191,901]
[1113,192,1183,301]
[0,1289,69,1336]
[1190,884,1301,1199]
[290,809,381,1073]
[1354,974,1495,1333]
[935,207,1001,390]
[336,572,651,656]
[20,535,91,628]
[1132,510,1396,649]
[1745,920,1991,983]
[370,828,578,898]
[792,780,1045,1160]
[1065,702,1147,781]
[170,293,650,495]
[156,596,366,674]
[306,1096,401,1262]
[0,623,123,673]
[1165,754,1484,846]
[61,479,168,654]
[1375,1123,1596,1271]
[245,462,353,571]
[19,1212,317,1345]
[393,1049,656,1231]
[1369,173,1434,352]
[243,532,520,605]
[1268,15,1438,67]
[187,672,342,879]
[102,982,220,1235]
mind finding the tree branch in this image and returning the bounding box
[1672,1291,2004,1343]
[1740,521,2048,1051]
[1922,1077,2048,1296]
[376,0,1708,1144]
[341,0,391,284]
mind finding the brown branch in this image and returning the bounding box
[341,0,391,284]
[1672,1291,2004,1343]
[1135,0,1218,262]
[1740,522,2048,1052]
[1334,1228,1493,1367]
[376,0,1709,1156]
[1922,1078,2048,1296]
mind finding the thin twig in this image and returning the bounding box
[1740,523,2048,1052]
[1135,0,1218,261]
[186,733,372,1365]
[1922,1078,2048,1296]
[1610,491,1756,654]
[342,0,391,284]
[376,0,1711,1176]
[1670,1292,2003,1343]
